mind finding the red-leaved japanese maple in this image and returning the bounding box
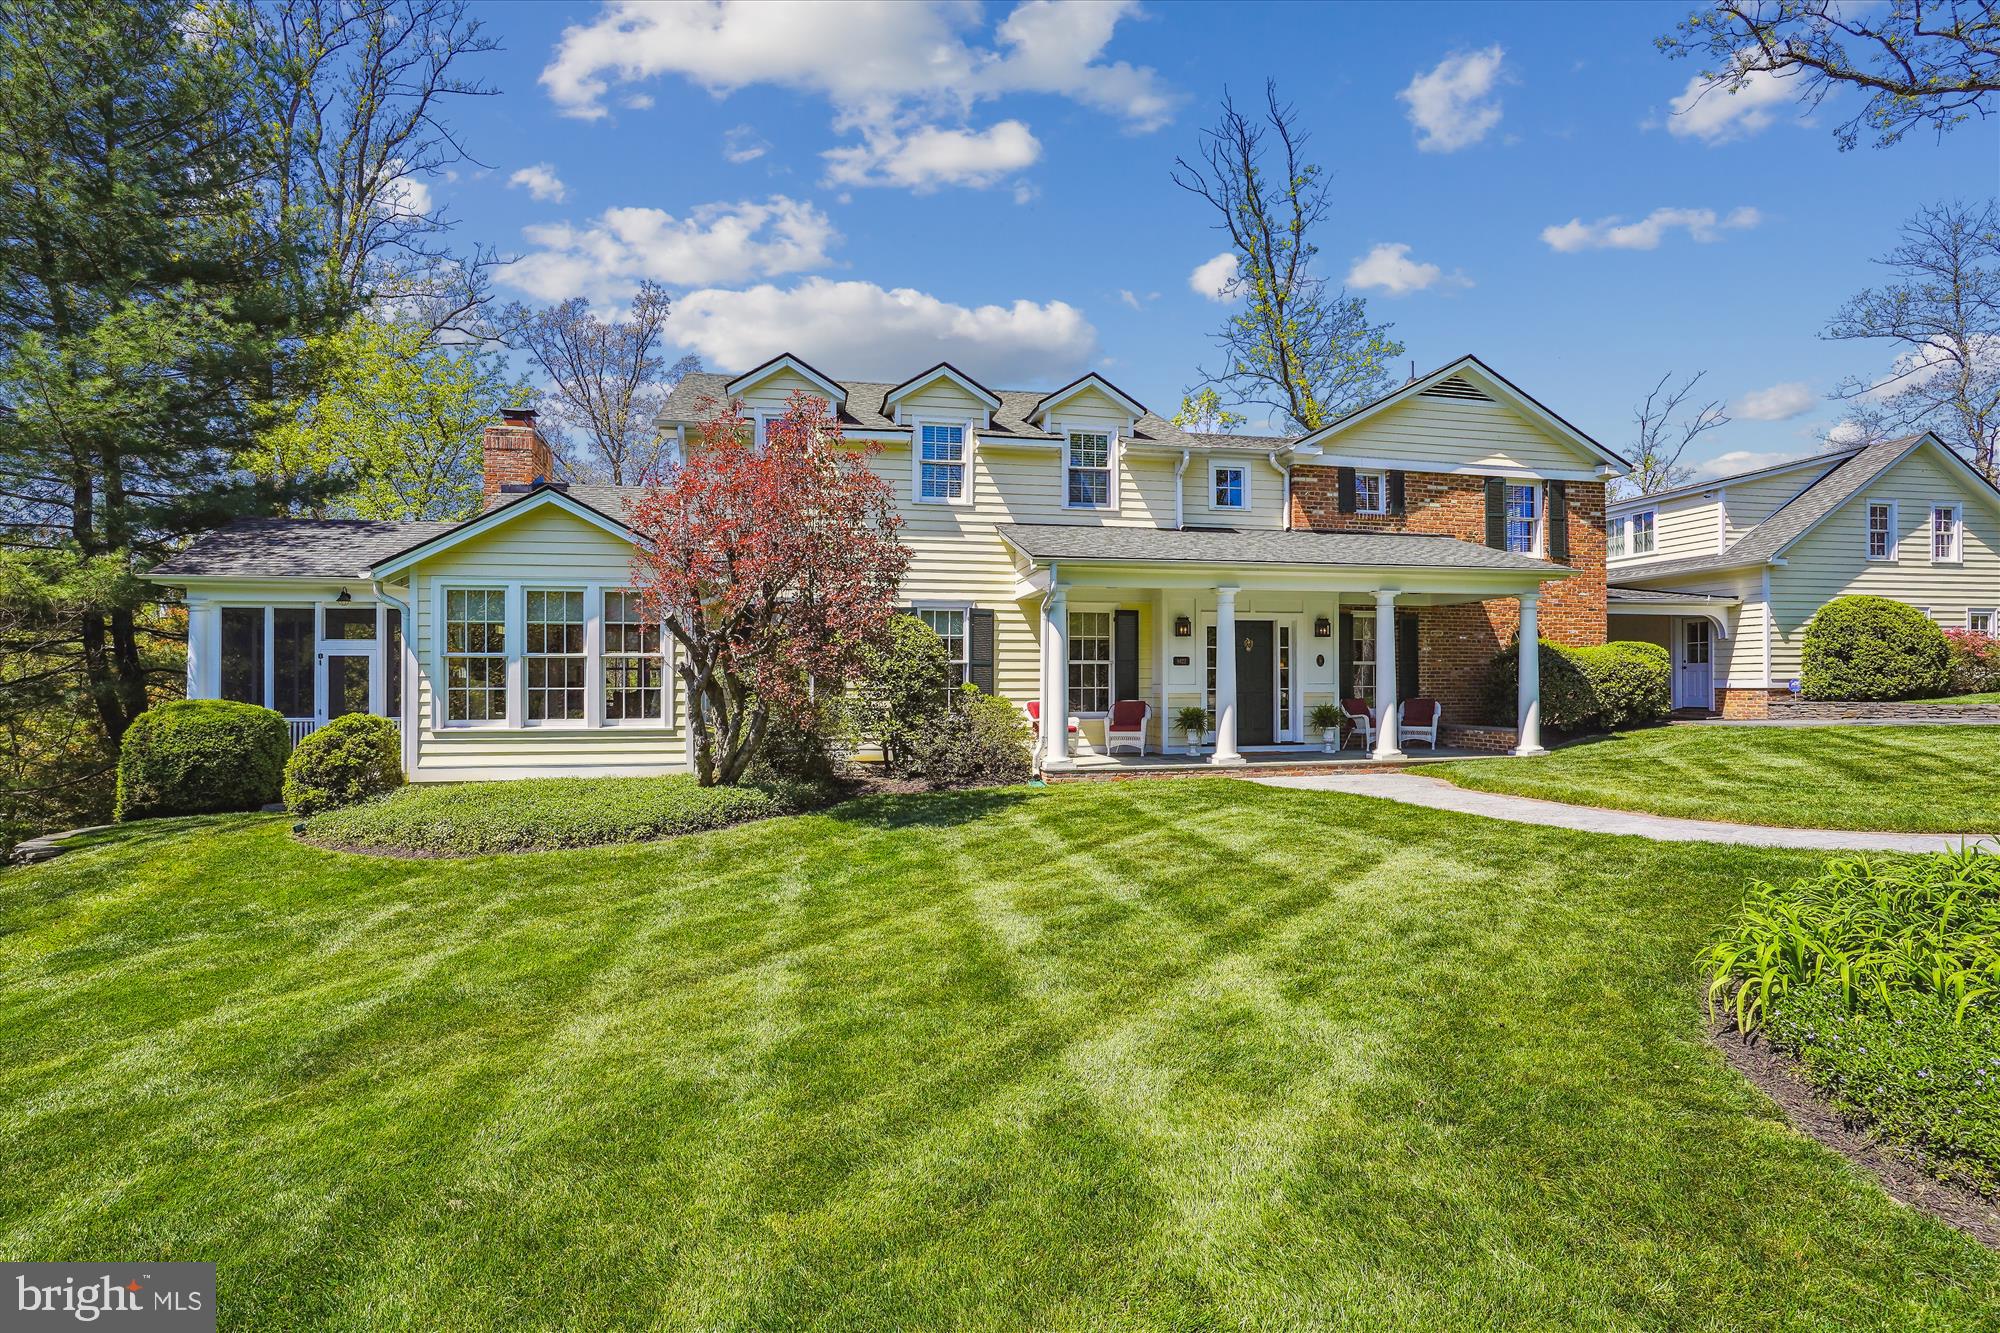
[625,391,910,785]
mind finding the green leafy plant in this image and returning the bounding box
[853,614,951,773]
[1174,705,1211,734]
[115,700,290,821]
[1802,595,1952,701]
[904,686,1032,790]
[1307,702,1344,731]
[283,715,403,816]
[1483,639,1668,733]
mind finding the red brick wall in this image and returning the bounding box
[1717,686,1778,719]
[1292,467,1608,724]
[482,409,554,502]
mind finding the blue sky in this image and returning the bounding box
[441,0,1997,477]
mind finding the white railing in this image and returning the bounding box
[286,716,401,746]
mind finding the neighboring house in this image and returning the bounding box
[1607,433,2000,715]
[150,353,1627,778]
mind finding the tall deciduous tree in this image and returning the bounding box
[251,315,530,520]
[1172,81,1404,433]
[1660,1,2000,150]
[1170,388,1247,433]
[500,283,701,485]
[626,393,910,786]
[1624,371,1731,496]
[1825,199,2000,478]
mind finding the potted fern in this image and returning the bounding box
[1308,702,1344,753]
[1174,705,1210,757]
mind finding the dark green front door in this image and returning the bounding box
[1236,620,1274,745]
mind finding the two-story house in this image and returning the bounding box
[150,354,1628,777]
[1605,435,2000,716]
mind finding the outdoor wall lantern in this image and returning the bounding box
[336,587,353,604]
[1174,615,1192,638]
[1313,615,1332,638]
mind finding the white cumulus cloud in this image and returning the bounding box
[666,278,1097,384]
[1690,448,1812,480]
[1399,46,1506,152]
[540,0,1177,192]
[1730,381,1815,421]
[1189,252,1239,302]
[1541,205,1762,252]
[1346,242,1470,296]
[501,196,840,305]
[1663,60,1804,144]
[507,163,568,203]
[823,120,1040,191]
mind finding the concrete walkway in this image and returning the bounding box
[1253,771,1997,853]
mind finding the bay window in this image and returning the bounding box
[602,590,665,723]
[1066,431,1112,508]
[443,588,507,722]
[524,590,586,723]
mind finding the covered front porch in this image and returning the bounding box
[1051,742,1491,779]
[997,523,1569,775]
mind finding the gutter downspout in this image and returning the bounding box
[1267,450,1291,530]
[1759,566,1774,692]
[371,579,419,777]
[1174,450,1190,530]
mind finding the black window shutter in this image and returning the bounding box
[968,608,996,695]
[1546,480,1569,560]
[1337,467,1357,514]
[1387,470,1406,517]
[1484,477,1508,549]
[1114,609,1140,704]
[1397,612,1419,702]
[1338,611,1356,699]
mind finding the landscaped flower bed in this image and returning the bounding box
[1703,849,2000,1194]
[300,774,836,855]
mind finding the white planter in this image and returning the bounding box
[1185,728,1205,757]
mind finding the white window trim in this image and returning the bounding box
[1059,421,1119,512]
[1355,469,1388,516]
[911,601,974,688]
[1208,459,1250,511]
[1505,481,1545,557]
[1066,605,1117,718]
[1865,498,1898,562]
[1607,515,1627,560]
[1966,608,1996,635]
[435,581,512,729]
[1628,509,1656,556]
[600,587,673,729]
[911,417,975,506]
[1929,502,1964,565]
[521,586,590,729]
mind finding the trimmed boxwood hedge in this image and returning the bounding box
[1802,595,1952,701]
[300,774,833,856]
[1482,639,1671,734]
[283,714,403,816]
[115,699,291,820]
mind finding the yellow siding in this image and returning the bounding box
[733,367,831,408]
[1608,492,1719,570]
[1319,393,1601,475]
[1766,447,2000,681]
[1724,465,1832,541]
[893,376,992,422]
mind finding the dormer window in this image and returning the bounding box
[918,422,967,502]
[1066,431,1113,509]
[1211,462,1247,509]
[1629,510,1655,555]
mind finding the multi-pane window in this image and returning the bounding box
[915,608,968,692]
[443,588,506,722]
[602,590,664,723]
[1213,464,1246,509]
[1066,432,1111,508]
[1067,610,1111,714]
[1970,610,1996,636]
[1277,624,1292,732]
[1204,625,1217,719]
[919,423,966,501]
[1867,502,1894,559]
[1607,517,1626,559]
[524,590,586,722]
[1355,471,1386,514]
[1506,483,1540,554]
[1352,614,1378,704]
[1630,511,1656,555]
[1932,505,1962,562]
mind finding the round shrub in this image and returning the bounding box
[1482,638,1670,734]
[283,714,403,816]
[115,699,290,821]
[905,686,1033,790]
[1481,639,1600,732]
[1801,595,1951,701]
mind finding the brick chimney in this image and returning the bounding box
[482,407,553,503]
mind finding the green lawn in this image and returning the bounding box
[2,784,1995,1329]
[1431,725,2000,833]
[1924,691,2000,705]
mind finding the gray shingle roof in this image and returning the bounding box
[658,371,1300,453]
[1607,445,1856,509]
[1612,435,1929,581]
[1608,585,1735,605]
[997,523,1567,573]
[150,518,460,579]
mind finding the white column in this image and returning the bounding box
[1514,591,1546,756]
[1041,585,1071,771]
[1372,589,1403,759]
[185,602,212,699]
[1211,586,1244,765]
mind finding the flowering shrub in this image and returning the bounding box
[1943,627,2000,697]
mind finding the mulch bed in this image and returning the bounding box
[1710,1023,1999,1249]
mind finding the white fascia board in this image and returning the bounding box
[369,489,634,580]
[883,363,1002,412]
[723,353,847,403]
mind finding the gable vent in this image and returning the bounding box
[1419,375,1493,402]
